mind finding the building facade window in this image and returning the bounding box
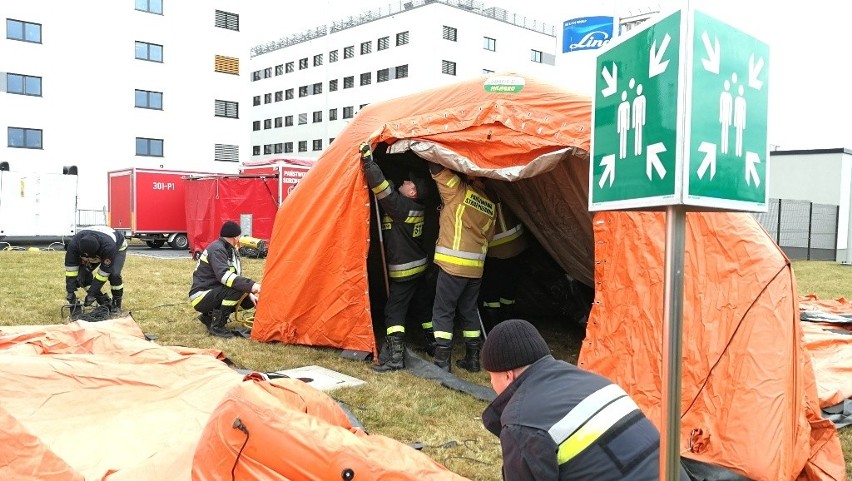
[298,86,308,97]
[299,57,308,69]
[7,73,42,96]
[313,54,323,66]
[286,62,294,73]
[214,10,239,31]
[135,89,162,109]
[214,55,239,74]
[377,68,389,82]
[253,145,260,156]
[395,64,409,78]
[274,143,283,154]
[442,26,457,41]
[378,36,389,51]
[531,49,543,63]
[343,76,354,89]
[134,0,162,15]
[298,113,307,125]
[253,95,261,106]
[329,108,338,121]
[343,106,353,119]
[275,90,283,102]
[312,82,322,94]
[8,127,42,149]
[136,137,163,157]
[251,71,261,81]
[285,88,294,100]
[214,100,238,118]
[264,119,272,129]
[329,79,338,92]
[284,142,293,153]
[264,93,272,104]
[214,144,238,162]
[312,139,322,151]
[361,41,372,55]
[6,19,41,43]
[263,67,272,78]
[275,64,284,75]
[264,144,272,155]
[344,46,354,59]
[135,41,163,62]
[483,37,496,51]
[396,31,409,46]
[329,50,338,62]
[360,72,371,86]
[298,141,308,152]
[285,115,293,127]
[252,120,261,131]
[274,117,282,127]
[312,111,322,123]
[441,60,456,75]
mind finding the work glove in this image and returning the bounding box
[66,292,79,306]
[83,294,97,307]
[359,142,373,164]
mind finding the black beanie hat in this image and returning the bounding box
[78,233,99,256]
[481,319,550,372]
[408,171,430,202]
[220,220,241,238]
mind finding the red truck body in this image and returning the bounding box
[107,168,223,249]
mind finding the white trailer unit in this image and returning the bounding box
[0,169,78,243]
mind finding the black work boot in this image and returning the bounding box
[197,311,213,327]
[110,295,123,315]
[456,338,482,373]
[208,309,235,338]
[372,334,405,372]
[434,344,452,373]
[422,328,437,357]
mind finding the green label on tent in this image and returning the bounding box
[484,76,525,93]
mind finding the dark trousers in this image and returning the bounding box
[480,255,522,308]
[432,269,482,345]
[384,275,432,334]
[193,286,253,315]
[108,249,127,291]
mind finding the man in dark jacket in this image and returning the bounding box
[360,142,435,371]
[64,226,128,314]
[189,220,261,338]
[481,319,690,480]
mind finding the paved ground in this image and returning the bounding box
[2,240,193,259]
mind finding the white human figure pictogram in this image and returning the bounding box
[734,84,747,157]
[632,84,646,156]
[617,90,630,159]
[719,77,734,154]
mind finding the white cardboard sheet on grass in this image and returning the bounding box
[271,365,365,392]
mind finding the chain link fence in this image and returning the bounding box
[753,198,839,260]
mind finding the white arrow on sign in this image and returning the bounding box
[701,32,720,74]
[646,143,667,180]
[749,55,764,90]
[745,151,761,187]
[696,142,717,180]
[649,34,671,78]
[599,154,615,188]
[601,63,618,97]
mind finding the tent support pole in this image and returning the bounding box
[372,195,390,297]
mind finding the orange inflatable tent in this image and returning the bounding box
[252,73,845,480]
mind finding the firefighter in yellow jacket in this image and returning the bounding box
[429,163,495,372]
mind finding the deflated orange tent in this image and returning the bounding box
[0,318,467,480]
[252,73,845,480]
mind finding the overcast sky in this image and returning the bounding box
[249,0,851,150]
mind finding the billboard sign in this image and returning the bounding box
[563,16,615,53]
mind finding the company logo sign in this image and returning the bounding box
[563,16,615,53]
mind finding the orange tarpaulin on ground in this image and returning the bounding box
[252,73,845,480]
[0,318,466,480]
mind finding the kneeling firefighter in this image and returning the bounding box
[189,221,261,338]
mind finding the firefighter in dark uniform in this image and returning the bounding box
[64,225,128,314]
[360,143,435,371]
[189,220,261,338]
[480,195,529,332]
[481,319,690,481]
[429,163,495,373]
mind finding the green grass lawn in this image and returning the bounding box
[0,250,848,479]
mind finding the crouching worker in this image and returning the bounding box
[64,226,128,316]
[481,319,690,481]
[189,220,261,338]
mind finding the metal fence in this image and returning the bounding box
[752,198,839,261]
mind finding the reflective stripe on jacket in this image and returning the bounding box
[189,238,256,299]
[487,201,529,259]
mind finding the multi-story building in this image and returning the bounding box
[1,0,247,213]
[246,0,558,162]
